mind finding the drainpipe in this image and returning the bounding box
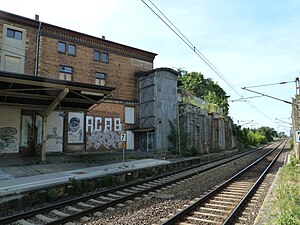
[34,16,41,76]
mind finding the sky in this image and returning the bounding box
[1,0,299,134]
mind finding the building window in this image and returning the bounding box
[58,42,66,53]
[93,50,100,61]
[125,107,135,124]
[59,65,73,81]
[68,44,76,56]
[6,28,22,40]
[95,72,106,86]
[102,52,109,63]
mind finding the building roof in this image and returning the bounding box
[0,10,157,62]
[0,70,115,112]
[135,67,179,78]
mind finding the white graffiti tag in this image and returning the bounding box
[87,130,120,149]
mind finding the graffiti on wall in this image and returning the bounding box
[46,127,63,144]
[86,116,122,150]
[46,112,63,152]
[0,127,18,152]
[87,130,120,149]
[68,112,84,143]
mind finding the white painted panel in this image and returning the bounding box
[5,55,21,73]
[46,111,63,152]
[0,108,21,153]
[125,107,134,124]
[126,130,134,150]
[68,112,84,144]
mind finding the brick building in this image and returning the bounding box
[0,10,157,158]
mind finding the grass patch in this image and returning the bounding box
[271,153,300,225]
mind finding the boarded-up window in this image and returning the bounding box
[125,107,134,124]
[4,55,21,73]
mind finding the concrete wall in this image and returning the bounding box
[154,70,178,150]
[180,103,234,153]
[0,107,21,153]
[137,68,178,151]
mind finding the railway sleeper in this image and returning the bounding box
[88,198,106,204]
[130,186,145,191]
[199,206,230,213]
[66,206,83,213]
[186,216,220,224]
[115,190,131,196]
[210,199,237,205]
[122,188,137,193]
[51,209,70,217]
[205,203,234,209]
[193,211,226,219]
[99,196,115,201]
[107,193,121,198]
[215,195,241,201]
[221,190,245,196]
[16,219,37,225]
[77,202,94,208]
[35,214,55,223]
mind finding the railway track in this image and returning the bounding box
[160,140,287,225]
[0,142,281,225]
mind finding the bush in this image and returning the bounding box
[68,177,83,196]
[272,154,300,225]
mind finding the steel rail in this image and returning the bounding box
[160,140,285,225]
[223,140,287,224]
[0,142,276,225]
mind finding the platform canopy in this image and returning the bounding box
[0,70,115,114]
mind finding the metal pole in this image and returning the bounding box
[122,147,125,166]
[176,104,181,155]
[41,116,47,162]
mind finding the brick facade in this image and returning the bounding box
[0,10,156,153]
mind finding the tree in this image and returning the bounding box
[257,126,277,142]
[178,70,229,115]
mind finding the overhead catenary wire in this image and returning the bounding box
[141,0,278,125]
[243,80,295,89]
[141,0,244,98]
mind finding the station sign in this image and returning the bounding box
[121,134,126,142]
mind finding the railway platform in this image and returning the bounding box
[0,153,171,198]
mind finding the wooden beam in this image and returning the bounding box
[0,91,98,104]
[42,88,69,117]
[0,88,58,92]
[0,103,89,112]
[0,76,111,94]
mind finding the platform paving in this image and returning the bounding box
[0,159,170,197]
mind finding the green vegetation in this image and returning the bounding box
[232,124,277,148]
[271,153,300,225]
[68,177,83,196]
[168,120,197,156]
[47,186,64,201]
[178,70,229,115]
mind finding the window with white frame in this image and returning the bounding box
[7,28,23,40]
[125,107,135,124]
[59,65,73,81]
[95,72,106,86]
